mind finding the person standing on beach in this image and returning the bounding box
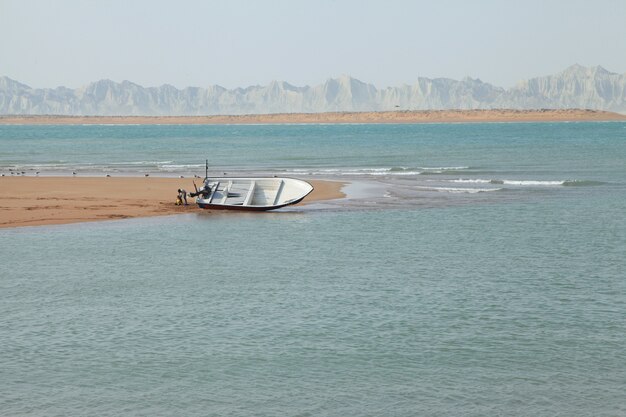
[177,189,188,205]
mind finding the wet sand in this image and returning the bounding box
[1,109,624,125]
[0,177,345,229]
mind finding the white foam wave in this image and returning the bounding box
[450,178,491,184]
[10,164,72,170]
[417,166,470,171]
[448,178,567,186]
[160,164,205,171]
[417,186,501,194]
[287,167,422,176]
[500,180,564,186]
[108,161,174,166]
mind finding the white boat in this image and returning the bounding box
[192,176,314,211]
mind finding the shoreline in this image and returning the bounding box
[0,177,346,229]
[1,109,625,125]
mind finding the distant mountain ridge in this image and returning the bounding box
[1,65,625,115]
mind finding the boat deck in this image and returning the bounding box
[202,178,293,207]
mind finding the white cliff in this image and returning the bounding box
[1,65,625,115]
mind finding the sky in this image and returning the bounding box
[1,0,625,89]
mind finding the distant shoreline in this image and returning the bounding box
[1,109,625,125]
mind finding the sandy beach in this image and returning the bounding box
[1,109,624,125]
[0,177,345,229]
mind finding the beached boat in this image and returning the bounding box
[192,176,314,211]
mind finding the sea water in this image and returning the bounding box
[1,123,625,416]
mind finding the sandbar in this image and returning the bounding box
[0,177,345,229]
[1,109,624,125]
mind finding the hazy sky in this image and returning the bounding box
[1,0,625,89]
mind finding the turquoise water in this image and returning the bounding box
[1,123,625,416]
[1,123,625,178]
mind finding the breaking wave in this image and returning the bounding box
[287,166,472,177]
[417,166,470,171]
[109,161,174,166]
[418,167,472,175]
[496,180,565,186]
[160,164,205,171]
[288,167,422,176]
[449,178,605,187]
[416,186,502,194]
[562,180,605,186]
[449,178,492,184]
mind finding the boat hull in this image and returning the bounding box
[194,177,313,211]
[197,195,308,211]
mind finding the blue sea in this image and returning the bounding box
[1,122,625,416]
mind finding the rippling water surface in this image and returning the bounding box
[1,123,625,416]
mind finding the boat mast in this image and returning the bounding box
[205,159,208,181]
